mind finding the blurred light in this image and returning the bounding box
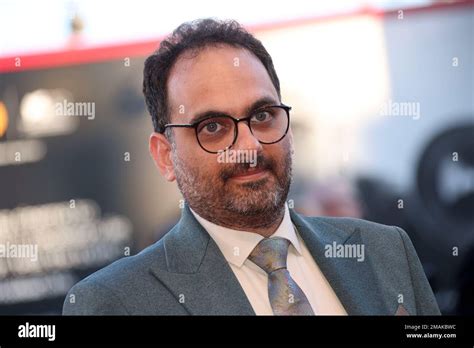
[0,139,47,166]
[0,0,439,55]
[258,15,390,179]
[0,102,8,137]
[20,90,52,123]
[19,89,79,137]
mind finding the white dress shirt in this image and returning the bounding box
[190,204,347,315]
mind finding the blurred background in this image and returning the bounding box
[0,0,473,315]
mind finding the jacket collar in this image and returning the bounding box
[149,203,390,315]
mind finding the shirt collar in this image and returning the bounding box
[190,203,302,268]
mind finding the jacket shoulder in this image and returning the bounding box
[314,215,396,232]
[297,214,411,260]
[307,215,403,242]
[62,238,180,315]
[81,238,166,287]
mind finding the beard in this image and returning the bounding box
[172,146,293,230]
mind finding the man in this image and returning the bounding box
[63,18,440,315]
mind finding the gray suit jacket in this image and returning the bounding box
[62,205,440,315]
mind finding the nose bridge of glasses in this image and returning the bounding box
[233,118,261,150]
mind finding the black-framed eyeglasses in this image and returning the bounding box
[162,104,291,154]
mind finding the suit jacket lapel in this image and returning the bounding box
[149,204,255,315]
[290,209,391,315]
[149,204,391,315]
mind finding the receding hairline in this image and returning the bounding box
[166,43,275,116]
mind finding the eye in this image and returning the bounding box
[204,122,220,133]
[198,118,227,135]
[252,110,271,123]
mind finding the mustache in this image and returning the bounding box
[220,153,274,182]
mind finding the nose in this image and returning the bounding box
[233,121,262,151]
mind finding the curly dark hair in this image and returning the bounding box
[143,18,281,134]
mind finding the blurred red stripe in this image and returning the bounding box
[0,0,471,73]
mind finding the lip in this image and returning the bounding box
[230,168,269,182]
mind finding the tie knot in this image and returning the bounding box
[248,237,290,274]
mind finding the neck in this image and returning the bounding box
[190,205,286,238]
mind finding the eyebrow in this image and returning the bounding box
[188,96,279,124]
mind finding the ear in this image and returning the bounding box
[149,132,176,182]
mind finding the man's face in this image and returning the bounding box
[155,45,293,227]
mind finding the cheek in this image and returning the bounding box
[267,144,292,175]
[210,160,226,179]
[176,145,220,176]
[266,140,291,160]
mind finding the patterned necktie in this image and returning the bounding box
[248,237,315,315]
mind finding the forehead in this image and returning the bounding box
[167,45,278,120]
